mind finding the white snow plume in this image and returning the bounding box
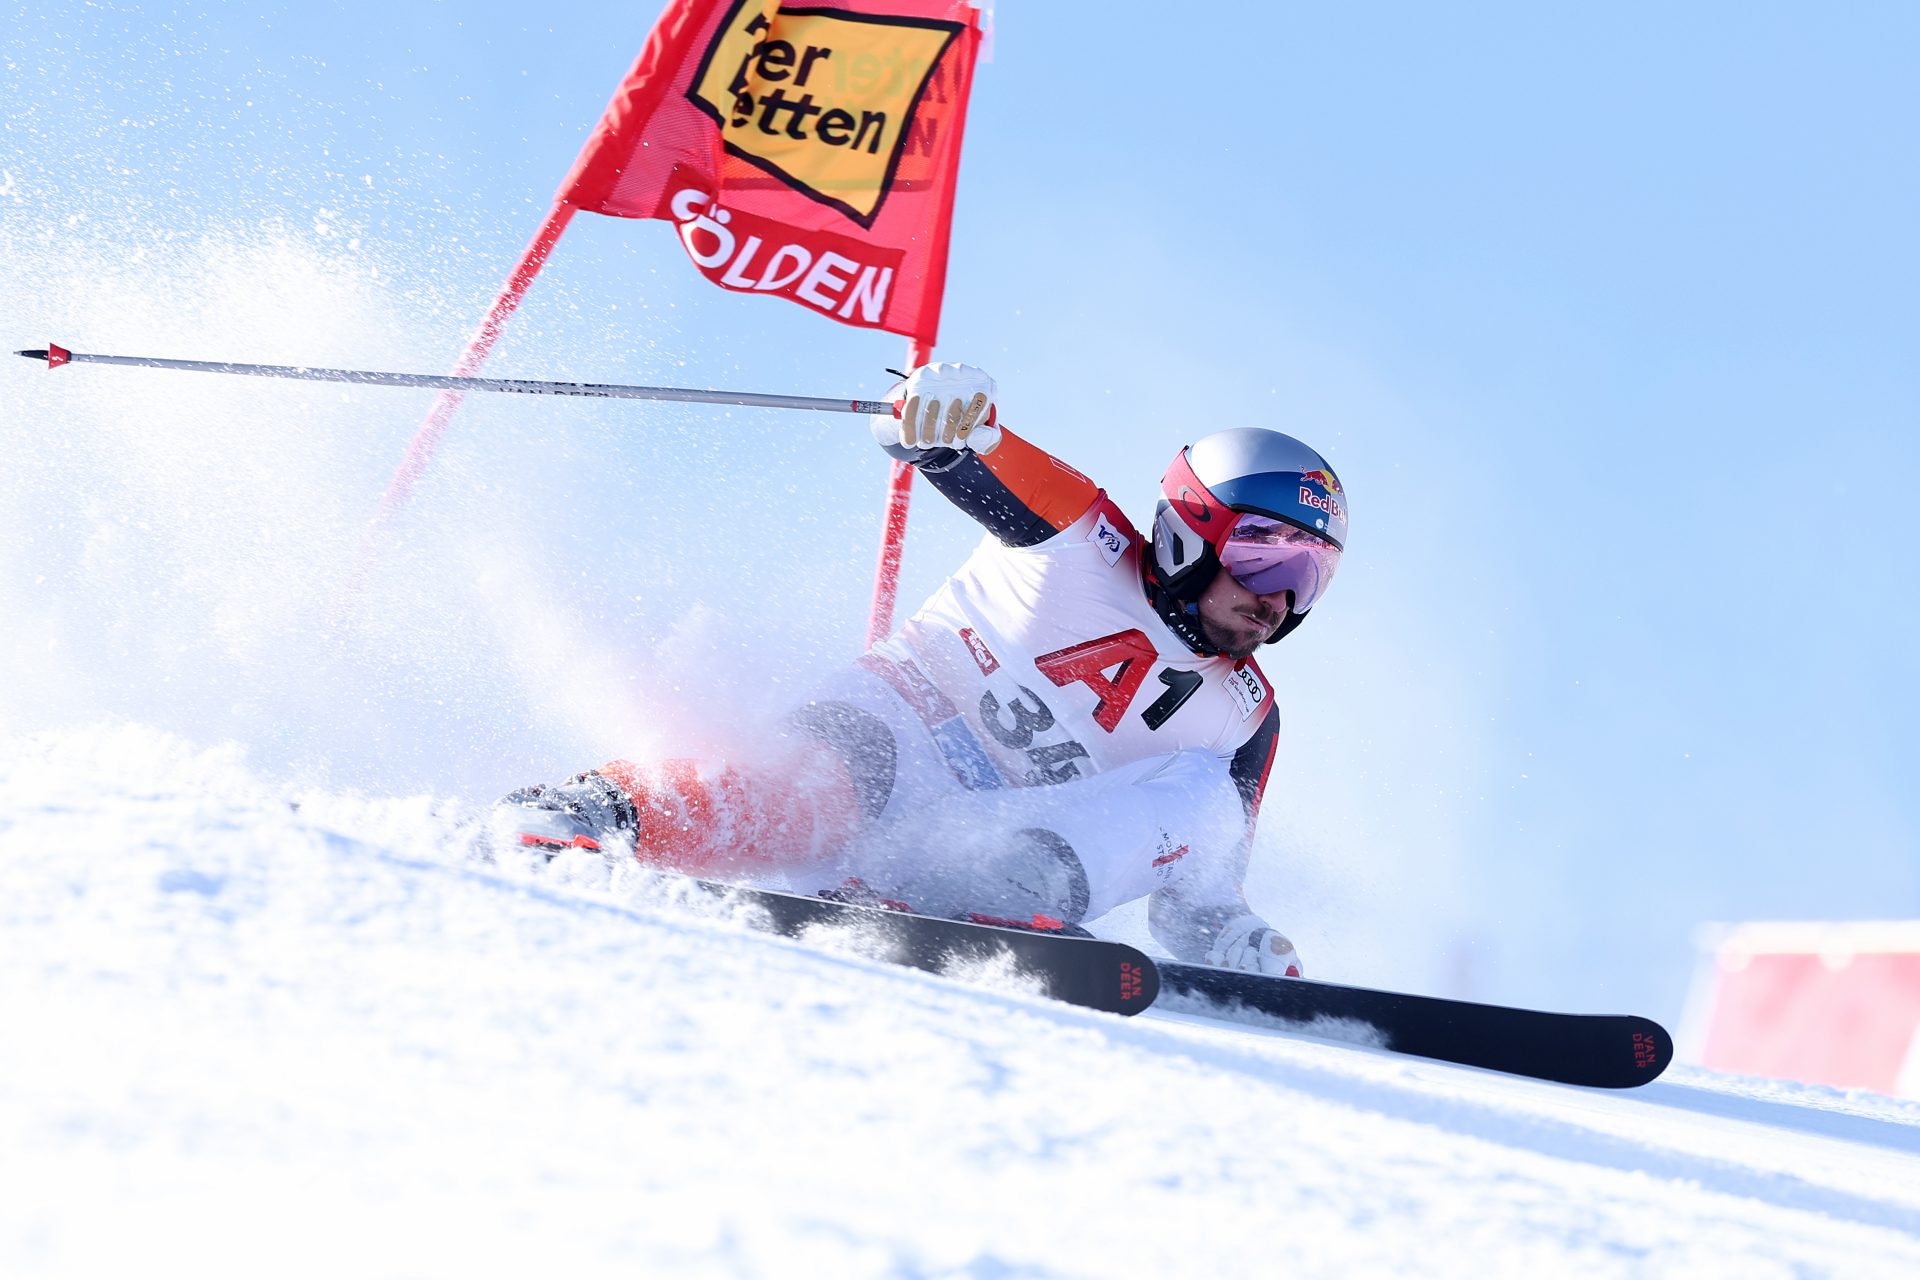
[791,916,1052,1004]
[4,16,867,793]
[2,230,393,740]
[793,915,915,967]
[0,204,860,800]
[935,946,1054,1001]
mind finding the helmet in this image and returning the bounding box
[1145,428,1348,655]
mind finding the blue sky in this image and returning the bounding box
[3,1,1915,1021]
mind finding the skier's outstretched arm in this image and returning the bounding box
[1146,704,1303,976]
[872,362,1100,548]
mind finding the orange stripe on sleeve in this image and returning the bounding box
[978,428,1100,533]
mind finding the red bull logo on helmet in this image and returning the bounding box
[1300,468,1342,496]
[1298,470,1346,529]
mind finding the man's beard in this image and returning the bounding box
[1200,613,1273,660]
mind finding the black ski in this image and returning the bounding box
[1156,963,1673,1089]
[679,880,1671,1088]
[690,879,1158,1016]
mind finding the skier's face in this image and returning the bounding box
[1196,570,1289,659]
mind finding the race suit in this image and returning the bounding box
[593,426,1285,962]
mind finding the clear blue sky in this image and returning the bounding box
[3,1,1915,1021]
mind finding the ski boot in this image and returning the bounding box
[488,771,638,862]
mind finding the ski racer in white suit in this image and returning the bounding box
[496,364,1350,977]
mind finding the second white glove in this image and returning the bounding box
[1206,913,1304,978]
[872,361,1001,455]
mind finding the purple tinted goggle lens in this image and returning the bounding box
[1218,513,1342,613]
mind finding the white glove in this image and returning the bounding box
[871,361,1001,455]
[1206,913,1304,978]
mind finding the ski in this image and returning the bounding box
[1156,963,1673,1089]
[674,880,1671,1088]
[688,879,1159,1016]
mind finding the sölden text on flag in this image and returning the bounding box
[559,0,982,347]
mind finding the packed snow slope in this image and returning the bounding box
[4,726,1919,1280]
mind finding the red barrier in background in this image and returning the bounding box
[1680,922,1920,1096]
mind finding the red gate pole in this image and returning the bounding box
[864,340,931,648]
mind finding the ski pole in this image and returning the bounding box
[14,343,896,416]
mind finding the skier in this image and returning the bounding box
[493,363,1347,977]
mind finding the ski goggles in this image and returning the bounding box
[1217,513,1342,613]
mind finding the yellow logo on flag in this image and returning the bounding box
[688,1,962,226]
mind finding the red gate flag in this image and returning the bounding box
[559,0,983,347]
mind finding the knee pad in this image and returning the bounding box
[782,700,898,822]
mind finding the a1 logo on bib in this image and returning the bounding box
[1224,664,1268,722]
[1088,512,1131,567]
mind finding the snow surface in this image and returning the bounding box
[5,725,1920,1279]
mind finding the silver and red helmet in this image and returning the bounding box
[1145,428,1348,654]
